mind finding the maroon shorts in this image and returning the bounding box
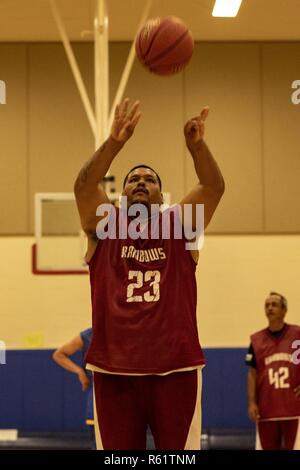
[256,419,300,450]
[93,369,202,450]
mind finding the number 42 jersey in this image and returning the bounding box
[85,206,205,375]
[251,324,300,420]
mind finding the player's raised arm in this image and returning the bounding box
[74,98,141,237]
[180,107,225,230]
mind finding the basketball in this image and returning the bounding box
[135,16,194,76]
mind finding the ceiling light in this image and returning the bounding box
[212,0,242,17]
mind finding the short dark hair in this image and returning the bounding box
[123,165,162,190]
[269,291,288,311]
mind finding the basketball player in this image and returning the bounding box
[74,98,225,450]
[53,328,95,448]
[246,292,300,450]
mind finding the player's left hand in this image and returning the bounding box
[294,384,300,397]
[184,107,209,151]
[78,369,90,391]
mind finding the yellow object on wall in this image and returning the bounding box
[23,332,44,349]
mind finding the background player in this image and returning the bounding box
[53,328,95,449]
[246,292,300,450]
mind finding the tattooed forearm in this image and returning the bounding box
[74,157,96,190]
[74,141,114,193]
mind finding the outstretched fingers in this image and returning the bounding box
[124,112,142,134]
[200,106,209,121]
[125,100,141,131]
[128,100,140,120]
[119,97,130,118]
[131,111,142,128]
[111,98,141,142]
[114,103,120,120]
[114,98,140,124]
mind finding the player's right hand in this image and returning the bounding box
[78,369,90,391]
[248,402,260,422]
[184,106,209,152]
[110,98,141,144]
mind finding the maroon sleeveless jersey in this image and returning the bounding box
[251,324,300,420]
[85,206,205,374]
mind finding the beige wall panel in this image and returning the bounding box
[0,44,28,233]
[28,43,94,231]
[1,235,299,348]
[262,43,300,232]
[109,43,185,204]
[197,235,300,347]
[185,43,263,232]
[0,237,91,349]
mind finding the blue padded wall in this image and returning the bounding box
[0,348,253,432]
[202,348,252,429]
[0,350,86,432]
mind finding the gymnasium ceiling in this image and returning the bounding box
[0,0,299,42]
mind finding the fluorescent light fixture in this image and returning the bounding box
[212,0,242,17]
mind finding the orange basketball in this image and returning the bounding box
[135,16,194,76]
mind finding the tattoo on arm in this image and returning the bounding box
[74,141,107,192]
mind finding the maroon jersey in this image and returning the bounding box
[251,324,300,420]
[85,206,205,374]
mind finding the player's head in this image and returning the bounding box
[122,165,163,209]
[265,292,288,323]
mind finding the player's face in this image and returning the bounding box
[265,295,286,323]
[123,168,163,208]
